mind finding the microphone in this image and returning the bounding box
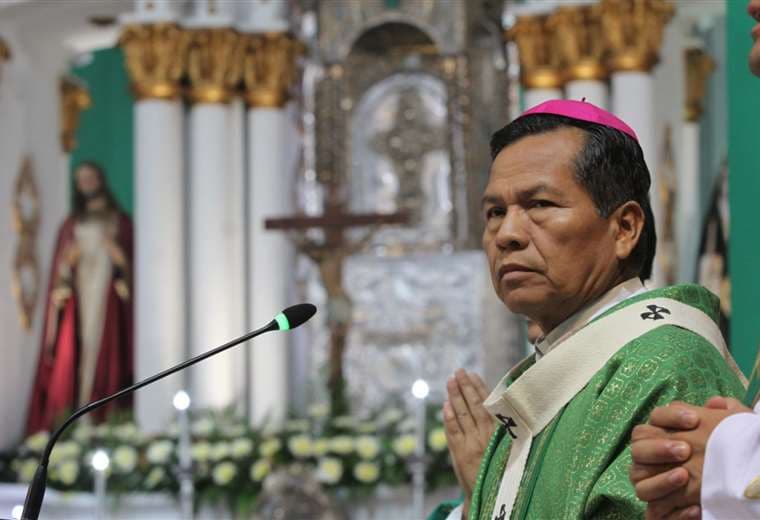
[17,303,316,520]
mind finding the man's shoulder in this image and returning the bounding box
[601,283,721,325]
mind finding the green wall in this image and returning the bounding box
[728,1,760,376]
[69,47,134,215]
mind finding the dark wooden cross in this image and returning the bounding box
[265,197,408,415]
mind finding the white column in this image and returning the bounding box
[134,100,185,432]
[566,80,608,108]
[188,103,243,409]
[524,87,563,108]
[612,71,660,285]
[679,121,700,281]
[248,108,292,425]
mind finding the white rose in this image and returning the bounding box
[113,423,139,441]
[312,439,329,457]
[258,438,281,458]
[316,457,343,484]
[284,419,309,432]
[307,403,330,418]
[72,423,93,443]
[212,461,237,486]
[332,416,356,429]
[192,418,214,437]
[353,461,380,483]
[112,446,138,473]
[328,435,353,455]
[392,434,417,457]
[221,424,247,437]
[378,407,404,425]
[49,441,81,464]
[24,431,50,452]
[355,436,380,460]
[16,459,38,483]
[145,467,166,489]
[287,434,313,458]
[192,441,212,462]
[210,442,231,461]
[356,421,378,434]
[146,440,174,464]
[94,424,110,437]
[250,459,271,482]
[428,427,447,452]
[398,417,416,432]
[57,460,79,485]
[231,438,253,459]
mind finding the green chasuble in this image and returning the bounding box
[430,284,745,520]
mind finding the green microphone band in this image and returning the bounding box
[274,313,290,331]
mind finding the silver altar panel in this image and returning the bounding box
[300,250,525,411]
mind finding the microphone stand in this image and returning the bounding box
[18,319,279,520]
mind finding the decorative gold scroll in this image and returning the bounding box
[59,76,92,153]
[505,14,564,89]
[600,0,675,73]
[11,157,41,330]
[548,4,609,82]
[186,27,242,104]
[684,47,715,122]
[240,32,303,108]
[119,23,189,100]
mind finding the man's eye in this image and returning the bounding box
[530,200,555,209]
[485,207,505,220]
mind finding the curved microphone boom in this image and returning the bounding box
[18,303,316,520]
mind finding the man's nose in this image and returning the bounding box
[495,206,529,251]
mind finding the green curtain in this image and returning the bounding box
[69,46,134,215]
[727,1,760,377]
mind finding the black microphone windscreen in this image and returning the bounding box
[277,303,317,330]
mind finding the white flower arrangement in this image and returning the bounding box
[191,441,212,462]
[332,415,356,429]
[328,435,353,455]
[145,467,166,489]
[112,446,138,473]
[113,423,140,442]
[316,457,343,484]
[146,440,174,464]
[428,427,448,452]
[307,402,330,418]
[15,459,38,483]
[210,442,231,461]
[355,435,380,460]
[392,434,417,457]
[231,438,253,459]
[287,434,313,458]
[49,441,81,464]
[284,419,310,432]
[192,417,214,437]
[353,461,380,483]
[55,460,79,485]
[250,459,271,482]
[311,438,329,457]
[258,438,282,458]
[24,431,49,452]
[212,461,237,486]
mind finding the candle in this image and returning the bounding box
[91,449,109,520]
[411,379,429,519]
[174,391,194,520]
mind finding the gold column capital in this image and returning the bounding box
[186,27,242,104]
[600,0,675,73]
[684,47,715,122]
[119,23,189,101]
[548,4,609,82]
[505,14,564,90]
[59,76,91,153]
[240,32,302,109]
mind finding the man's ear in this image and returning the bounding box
[611,201,645,262]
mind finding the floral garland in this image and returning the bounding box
[0,403,455,514]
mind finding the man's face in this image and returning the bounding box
[482,128,620,330]
[749,0,760,76]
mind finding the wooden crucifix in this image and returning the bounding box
[265,200,408,415]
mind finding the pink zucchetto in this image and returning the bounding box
[519,99,639,142]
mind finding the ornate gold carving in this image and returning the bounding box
[240,32,302,108]
[186,27,242,104]
[600,0,675,73]
[119,23,189,100]
[684,47,715,122]
[548,4,609,82]
[505,14,564,89]
[59,76,92,153]
[12,157,41,330]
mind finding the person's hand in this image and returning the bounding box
[105,238,127,267]
[62,243,80,268]
[443,369,495,518]
[630,398,751,519]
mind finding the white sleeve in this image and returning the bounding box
[444,504,464,520]
[701,406,760,520]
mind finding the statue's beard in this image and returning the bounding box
[81,188,105,201]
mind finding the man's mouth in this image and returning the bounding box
[498,263,535,281]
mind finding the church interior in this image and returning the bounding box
[0,0,757,518]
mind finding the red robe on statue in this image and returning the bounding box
[26,212,134,434]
